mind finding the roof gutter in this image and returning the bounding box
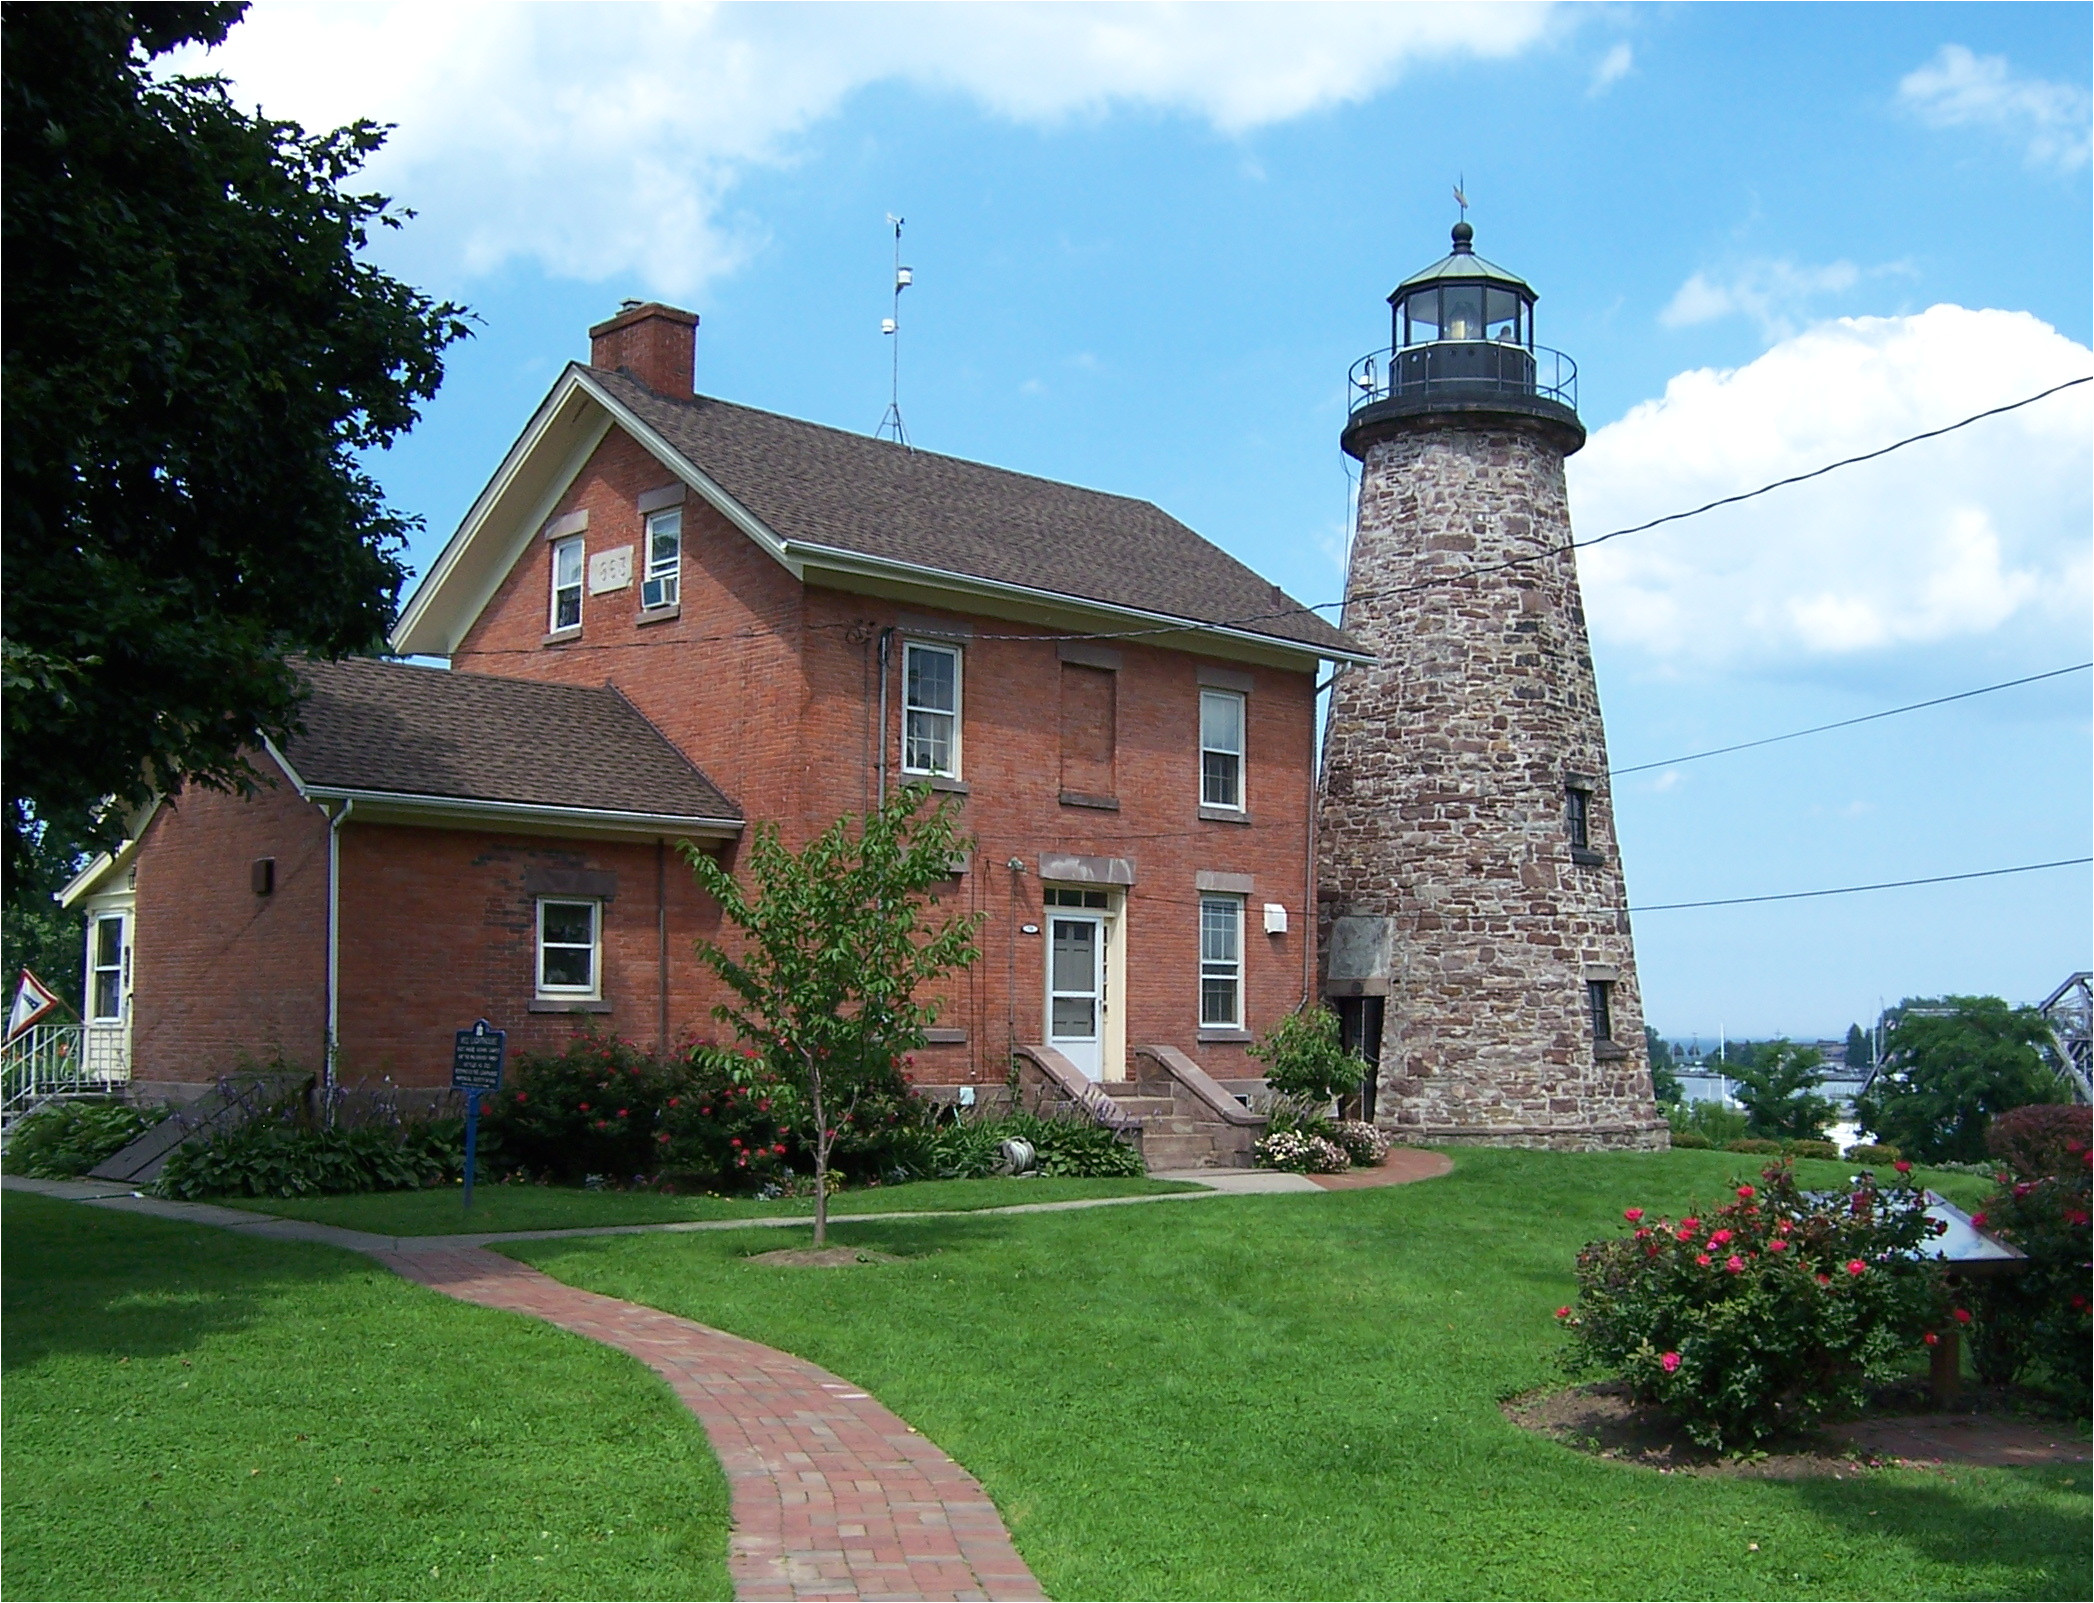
[788,540,1373,667]
[295,785,745,840]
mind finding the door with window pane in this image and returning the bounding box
[1047,913,1105,1080]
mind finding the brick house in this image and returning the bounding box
[68,302,1363,1128]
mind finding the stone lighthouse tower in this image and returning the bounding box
[1318,221,1666,1150]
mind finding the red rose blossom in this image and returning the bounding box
[1769,1239,1789,1252]
[1555,1306,1571,1319]
[1623,1208,1644,1222]
[1660,1351,1681,1373]
[1952,1307,1971,1323]
[1923,1331,1940,1346]
[1736,1184,1755,1199]
[1845,1258,1867,1276]
[1696,1253,1713,1267]
[1724,1255,1745,1273]
[1893,1160,1912,1174]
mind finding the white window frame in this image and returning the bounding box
[550,536,584,632]
[902,640,962,778]
[641,508,681,611]
[88,913,126,1022]
[1199,894,1243,1029]
[1200,689,1246,811]
[535,898,602,999]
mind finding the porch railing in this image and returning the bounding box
[1,1022,130,1143]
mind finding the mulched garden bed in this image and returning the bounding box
[1503,1380,2090,1476]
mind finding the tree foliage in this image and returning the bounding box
[1855,995,2067,1164]
[1646,1026,1683,1105]
[1249,1005,1364,1107]
[1731,1041,1835,1143]
[1844,1022,1874,1070]
[1,2,469,894]
[682,787,982,1244]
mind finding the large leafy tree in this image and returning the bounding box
[1731,1040,1835,1143]
[684,787,982,1245]
[1856,995,2067,1163]
[2,3,468,896]
[1844,1022,1874,1070]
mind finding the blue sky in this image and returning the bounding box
[193,2,2092,1041]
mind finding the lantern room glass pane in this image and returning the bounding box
[1443,285,1483,342]
[1486,288,1522,343]
[1402,288,1437,345]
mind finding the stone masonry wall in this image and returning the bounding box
[1318,419,1667,1150]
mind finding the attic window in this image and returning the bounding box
[550,537,584,632]
[642,509,681,610]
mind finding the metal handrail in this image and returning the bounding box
[0,1022,130,1142]
[1348,341,1578,414]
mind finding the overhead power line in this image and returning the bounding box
[1610,662,2094,777]
[1630,855,2093,913]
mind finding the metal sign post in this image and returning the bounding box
[450,1019,506,1211]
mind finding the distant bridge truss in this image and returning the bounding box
[2039,971,2092,1104]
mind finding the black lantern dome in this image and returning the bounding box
[1342,221,1582,460]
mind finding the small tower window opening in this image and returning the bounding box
[1200,689,1246,810]
[1566,785,1591,852]
[550,536,584,631]
[1588,979,1615,1045]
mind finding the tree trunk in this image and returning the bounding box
[810,1060,828,1248]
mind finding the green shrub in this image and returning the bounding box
[1668,1100,1749,1147]
[157,1116,461,1200]
[1785,1140,1841,1161]
[1965,1105,2091,1391]
[1845,1142,1901,1164]
[1724,1137,1784,1155]
[1256,1127,1349,1174]
[1249,1006,1364,1106]
[926,1110,1142,1179]
[1562,1162,1947,1450]
[3,1098,165,1178]
[480,1032,684,1184]
[1669,1129,1711,1150]
[1329,1119,1390,1166]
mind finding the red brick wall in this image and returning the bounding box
[449,418,1321,1087]
[131,758,330,1080]
[333,824,726,1086]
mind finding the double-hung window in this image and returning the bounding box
[1199,895,1243,1028]
[642,509,681,610]
[903,641,961,777]
[89,915,125,1021]
[536,899,600,999]
[550,537,584,632]
[1200,689,1245,810]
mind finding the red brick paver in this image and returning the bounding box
[375,1245,1045,1602]
[1307,1147,1456,1190]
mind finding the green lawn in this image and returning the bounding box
[506,1147,2088,1602]
[214,1174,1197,1235]
[2,1192,731,1601]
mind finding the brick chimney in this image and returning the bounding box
[588,300,699,398]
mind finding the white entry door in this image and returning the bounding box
[1047,913,1105,1080]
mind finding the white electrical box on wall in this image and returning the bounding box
[1263,903,1288,934]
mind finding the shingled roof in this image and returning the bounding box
[590,367,1355,656]
[280,657,740,823]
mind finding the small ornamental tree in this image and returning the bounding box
[683,786,981,1245]
[1732,1041,1835,1143]
[1250,1005,1364,1108]
[1561,1162,1947,1449]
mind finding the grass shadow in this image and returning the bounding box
[1786,1466,2093,1597]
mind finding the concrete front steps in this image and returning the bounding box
[1012,1044,1266,1172]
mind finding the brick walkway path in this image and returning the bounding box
[374,1244,1045,1602]
[1307,1147,1456,1190]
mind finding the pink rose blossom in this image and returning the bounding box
[1725,1255,1745,1273]
[1623,1208,1644,1222]
[1660,1352,1681,1373]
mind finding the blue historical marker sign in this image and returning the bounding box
[451,1020,506,1211]
[452,1019,507,1091]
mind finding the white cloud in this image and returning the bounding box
[1658,258,1914,343]
[1570,305,2094,674]
[1588,41,1632,97]
[1897,44,2091,172]
[176,1,1556,297]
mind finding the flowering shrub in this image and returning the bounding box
[1966,1106,2091,1389]
[1562,1162,1946,1449]
[656,1044,800,1191]
[1329,1120,1390,1166]
[1256,1128,1349,1174]
[1249,1005,1365,1107]
[478,1032,682,1183]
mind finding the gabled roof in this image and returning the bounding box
[273,657,741,833]
[393,365,1364,664]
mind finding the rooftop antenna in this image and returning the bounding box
[876,213,912,448]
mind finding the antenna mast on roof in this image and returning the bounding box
[876,214,912,449]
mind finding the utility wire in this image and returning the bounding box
[1610,662,2094,777]
[1630,856,2092,913]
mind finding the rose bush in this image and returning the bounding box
[1256,1128,1349,1174]
[1966,1105,2091,1390]
[1329,1120,1390,1166]
[478,1032,682,1184]
[1561,1162,1947,1449]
